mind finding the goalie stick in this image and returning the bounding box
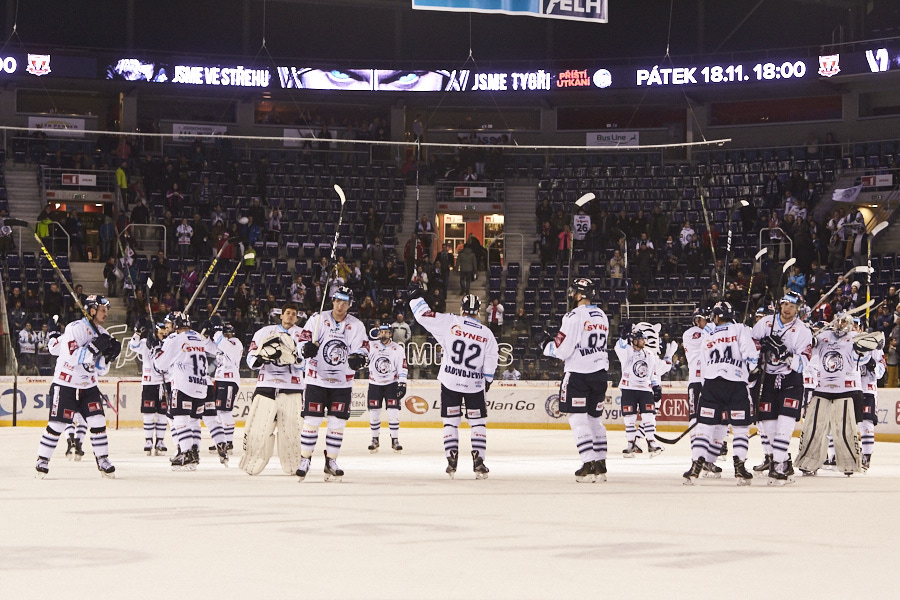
[34,233,98,335]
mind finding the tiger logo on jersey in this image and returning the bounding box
[632,360,649,378]
[822,350,844,373]
[321,339,349,366]
[372,356,393,375]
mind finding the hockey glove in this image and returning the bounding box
[209,315,224,333]
[761,335,789,361]
[397,382,407,400]
[347,353,369,370]
[533,330,554,349]
[48,331,61,343]
[88,333,115,357]
[102,338,122,363]
[748,367,761,388]
[301,341,319,359]
[199,320,213,336]
[484,379,492,393]
[652,385,662,404]
[408,282,426,301]
[619,319,633,342]
[867,358,878,372]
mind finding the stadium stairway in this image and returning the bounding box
[4,163,44,257]
[69,261,129,325]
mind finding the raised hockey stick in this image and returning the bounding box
[34,232,98,334]
[743,248,769,320]
[567,193,595,310]
[809,265,872,313]
[311,184,348,344]
[721,199,749,292]
[210,253,254,317]
[184,240,230,314]
[145,277,155,320]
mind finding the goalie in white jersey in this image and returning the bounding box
[615,323,666,458]
[35,295,121,479]
[683,301,759,486]
[410,285,498,479]
[242,303,306,476]
[795,313,875,476]
[129,317,169,456]
[540,277,610,483]
[297,287,370,482]
[366,323,409,453]
[751,291,813,482]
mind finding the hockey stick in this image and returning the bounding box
[721,199,749,292]
[866,221,889,326]
[567,193,595,310]
[145,277,155,320]
[183,240,230,314]
[654,422,697,445]
[743,248,769,320]
[34,232,98,335]
[210,253,254,317]
[809,265,872,313]
[310,184,348,344]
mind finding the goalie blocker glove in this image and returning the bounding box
[347,353,369,370]
[301,341,319,359]
[397,382,407,400]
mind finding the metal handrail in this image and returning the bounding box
[47,221,71,259]
[485,232,525,273]
[118,223,167,256]
[758,227,793,262]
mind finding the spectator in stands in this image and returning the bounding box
[366,235,387,269]
[428,285,446,313]
[176,217,193,258]
[557,224,573,267]
[705,282,723,307]
[358,296,376,323]
[635,234,655,280]
[267,207,281,242]
[648,206,668,248]
[35,210,53,254]
[64,210,85,262]
[886,337,899,388]
[363,207,382,244]
[376,296,393,322]
[487,298,504,338]
[97,214,114,261]
[161,210,177,255]
[9,299,26,333]
[724,282,744,310]
[501,363,521,380]
[162,291,177,313]
[583,222,604,270]
[683,233,702,273]
[290,276,306,305]
[466,234,486,271]
[786,266,806,296]
[764,173,783,209]
[885,286,898,314]
[537,221,555,266]
[802,182,820,213]
[609,249,625,290]
[457,243,477,295]
[307,280,324,312]
[847,280,865,309]
[768,215,783,261]
[115,136,132,167]
[188,214,208,259]
[196,175,213,218]
[410,265,428,291]
[876,304,894,338]
[361,263,377,301]
[35,323,52,374]
[149,295,162,317]
[248,196,266,227]
[678,220,695,250]
[42,283,64,319]
[511,307,531,334]
[18,321,37,374]
[740,197,758,232]
[179,264,198,304]
[392,313,411,346]
[103,257,119,298]
[150,251,170,293]
[786,168,807,199]
[627,280,646,305]
[536,198,552,234]
[380,259,400,289]
[166,182,184,216]
[430,260,446,300]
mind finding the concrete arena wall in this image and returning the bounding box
[2,377,900,440]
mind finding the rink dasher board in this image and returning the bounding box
[2,377,899,440]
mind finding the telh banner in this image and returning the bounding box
[411,0,607,23]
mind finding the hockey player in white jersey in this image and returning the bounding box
[297,287,370,481]
[750,291,813,482]
[683,301,759,486]
[411,285,498,479]
[153,311,227,470]
[34,295,122,479]
[128,318,169,455]
[46,322,89,462]
[210,319,243,453]
[197,315,229,458]
[682,307,723,475]
[539,278,610,482]
[366,323,409,453]
[857,336,885,470]
[615,324,665,458]
[630,321,676,453]
[242,303,306,476]
[796,312,874,476]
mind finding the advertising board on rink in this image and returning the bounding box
[2,377,898,438]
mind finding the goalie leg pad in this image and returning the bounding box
[275,392,304,475]
[796,397,831,472]
[831,398,861,473]
[239,394,279,476]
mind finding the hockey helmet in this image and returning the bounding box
[461,294,481,315]
[165,311,191,329]
[831,312,854,337]
[84,294,110,313]
[569,277,595,301]
[633,322,661,353]
[630,327,645,343]
[691,307,708,326]
[332,285,354,305]
[377,323,392,341]
[222,322,235,335]
[780,291,804,306]
[712,301,735,322]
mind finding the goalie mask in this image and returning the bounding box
[831,312,853,338]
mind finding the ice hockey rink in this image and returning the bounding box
[3,425,899,600]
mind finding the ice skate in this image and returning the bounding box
[324,452,344,482]
[752,454,773,474]
[799,467,818,477]
[862,454,872,472]
[592,459,607,482]
[368,437,380,453]
[65,435,76,460]
[767,462,795,486]
[575,462,595,483]
[154,441,167,456]
[784,456,795,477]
[216,442,229,467]
[35,457,49,479]
[96,455,116,479]
[73,438,84,461]
[733,456,753,486]
[717,440,728,461]
[472,450,489,479]
[702,461,723,478]
[622,441,641,458]
[144,440,153,456]
[446,449,459,479]
[295,456,311,481]
[208,444,218,455]
[391,439,403,453]
[171,451,196,471]
[647,441,664,458]
[682,457,706,485]
[226,441,234,455]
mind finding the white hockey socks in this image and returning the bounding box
[772,414,796,465]
[142,414,156,442]
[86,415,109,459]
[639,412,657,445]
[387,408,401,440]
[300,416,323,458]
[569,413,594,463]
[173,415,194,453]
[757,419,773,456]
[154,416,167,444]
[325,415,346,458]
[217,410,235,444]
[443,416,461,456]
[827,435,835,461]
[369,408,382,436]
[37,421,65,460]
[731,426,750,460]
[692,423,713,461]
[470,418,487,460]
[588,416,608,460]
[623,413,638,443]
[707,424,728,462]
[859,421,875,455]
[202,414,226,445]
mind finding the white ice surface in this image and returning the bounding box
[2,426,900,600]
